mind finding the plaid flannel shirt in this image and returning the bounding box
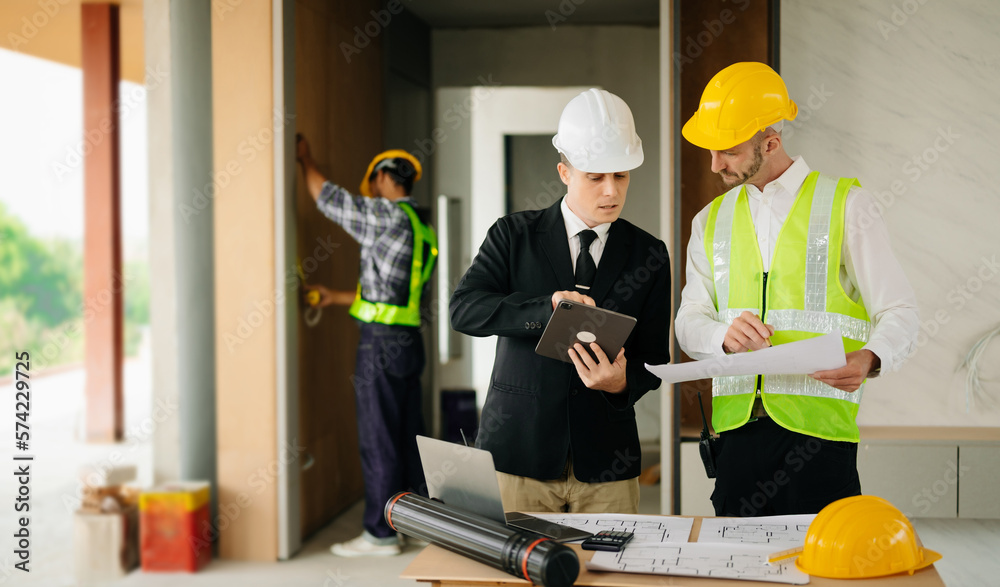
[316,181,415,306]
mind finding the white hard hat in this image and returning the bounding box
[552,88,643,173]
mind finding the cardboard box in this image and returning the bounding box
[74,506,139,584]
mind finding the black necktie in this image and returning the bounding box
[575,229,598,291]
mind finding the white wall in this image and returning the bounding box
[434,87,474,397]
[434,85,591,407]
[782,0,1000,426]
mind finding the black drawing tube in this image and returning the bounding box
[384,492,579,587]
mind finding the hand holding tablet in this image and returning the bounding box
[535,299,636,367]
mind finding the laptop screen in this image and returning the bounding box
[415,435,508,523]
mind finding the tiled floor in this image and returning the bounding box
[911,517,1000,587]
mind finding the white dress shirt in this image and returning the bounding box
[561,196,611,271]
[675,156,919,373]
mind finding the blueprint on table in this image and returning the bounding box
[529,513,694,544]
[697,514,816,548]
[586,542,810,584]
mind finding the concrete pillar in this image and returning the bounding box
[168,0,216,497]
[145,0,216,511]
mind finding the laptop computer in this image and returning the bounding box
[415,435,593,542]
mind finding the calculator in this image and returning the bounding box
[580,530,635,552]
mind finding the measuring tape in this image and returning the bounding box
[296,260,322,328]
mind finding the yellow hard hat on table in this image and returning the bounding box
[796,495,941,579]
[682,62,798,151]
[359,149,423,197]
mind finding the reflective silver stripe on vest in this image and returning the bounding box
[765,374,864,404]
[713,374,757,397]
[805,174,838,312]
[712,186,742,313]
[766,309,871,343]
[719,308,761,326]
[714,306,768,398]
[714,372,866,403]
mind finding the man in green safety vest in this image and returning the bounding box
[676,63,919,516]
[297,137,437,556]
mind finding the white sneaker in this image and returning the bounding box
[330,534,401,557]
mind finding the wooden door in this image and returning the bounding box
[294,0,384,539]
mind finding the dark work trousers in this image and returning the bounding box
[711,416,862,517]
[353,322,427,539]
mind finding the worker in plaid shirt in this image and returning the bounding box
[297,135,437,557]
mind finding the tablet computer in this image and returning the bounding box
[534,299,637,364]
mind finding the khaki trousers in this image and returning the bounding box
[496,458,639,514]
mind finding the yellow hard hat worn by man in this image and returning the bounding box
[296,137,436,557]
[675,62,919,516]
[359,149,423,197]
[682,61,798,151]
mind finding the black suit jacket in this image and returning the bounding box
[450,201,671,482]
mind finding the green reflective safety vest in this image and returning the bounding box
[349,201,438,327]
[704,171,871,442]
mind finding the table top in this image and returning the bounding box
[401,517,945,587]
[858,426,1000,445]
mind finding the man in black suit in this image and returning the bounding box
[450,89,670,513]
